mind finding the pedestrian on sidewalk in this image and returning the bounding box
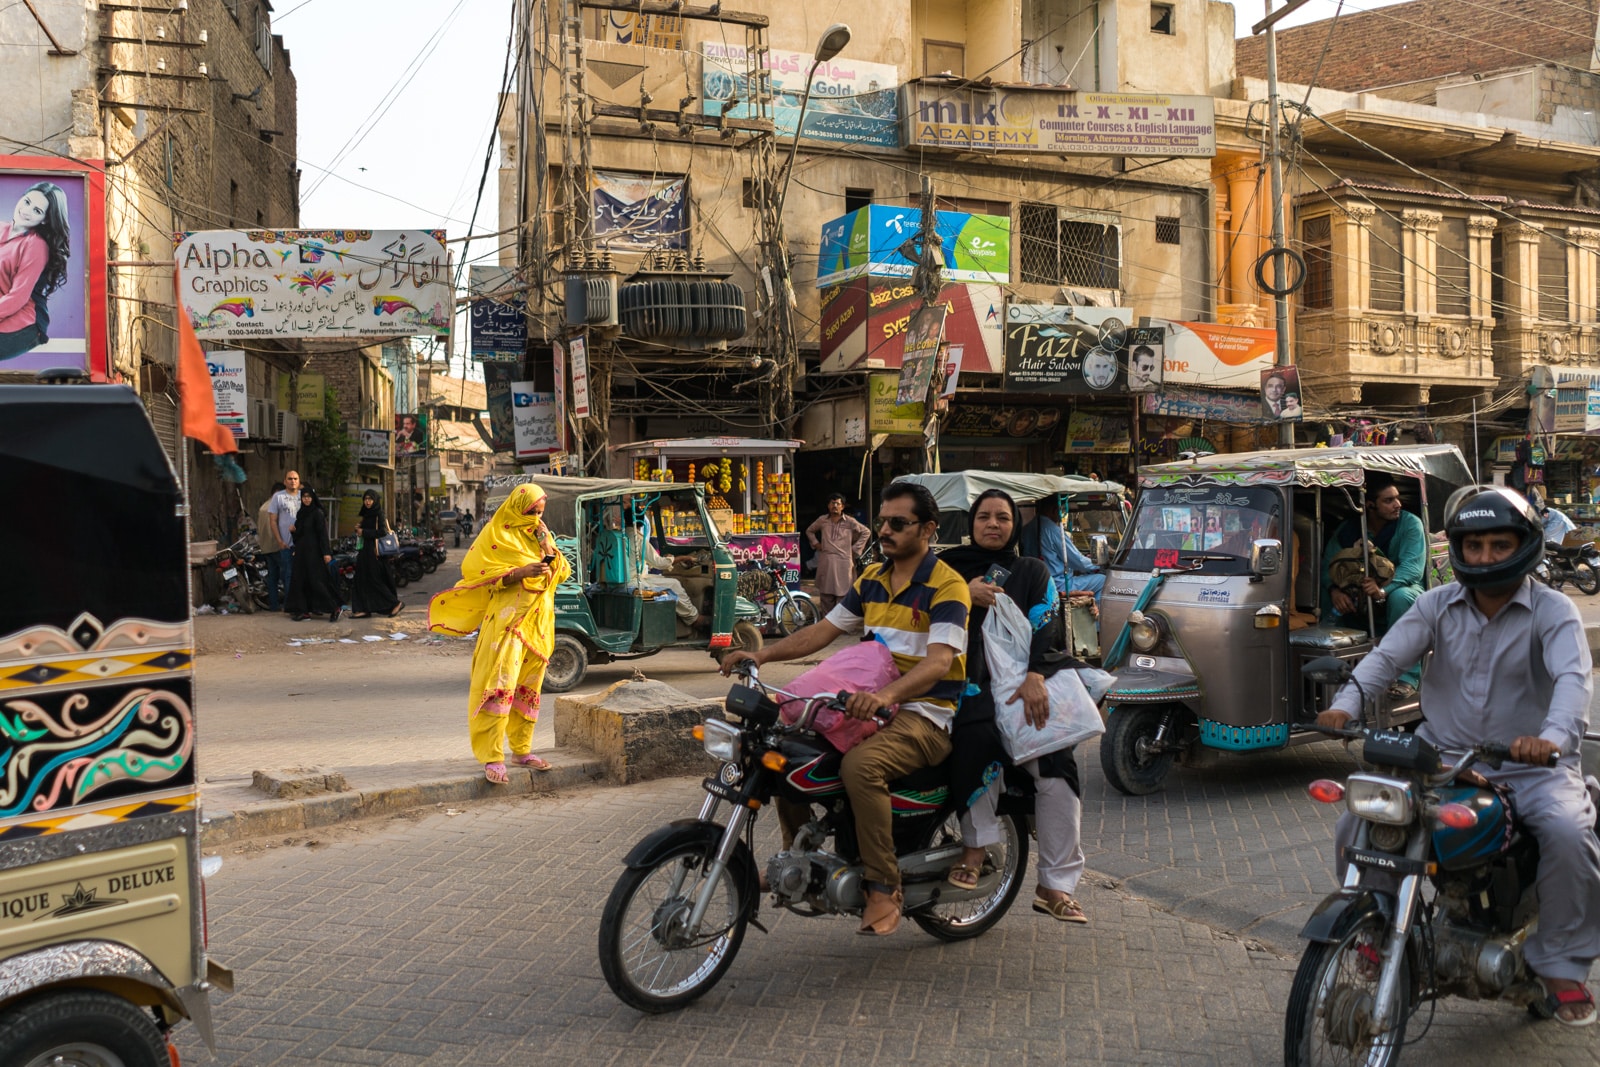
[255,480,285,604]
[284,486,341,623]
[351,490,402,618]
[428,483,572,784]
[806,493,869,614]
[264,471,302,611]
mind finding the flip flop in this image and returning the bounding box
[1033,894,1089,924]
[387,604,404,617]
[1532,980,1598,1027]
[946,863,980,890]
[483,762,508,784]
[513,753,553,772]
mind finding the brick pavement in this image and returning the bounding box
[177,778,1600,1066]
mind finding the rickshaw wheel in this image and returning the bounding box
[0,989,167,1067]
[1100,704,1178,796]
[543,634,589,693]
[715,621,764,665]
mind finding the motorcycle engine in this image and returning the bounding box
[764,849,862,912]
[1432,921,1517,995]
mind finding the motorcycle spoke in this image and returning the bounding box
[613,852,739,999]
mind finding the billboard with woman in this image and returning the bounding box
[0,157,106,377]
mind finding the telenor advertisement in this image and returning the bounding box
[0,156,108,377]
[817,205,1010,287]
[175,229,451,340]
[703,44,899,148]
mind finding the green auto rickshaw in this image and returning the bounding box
[508,476,766,691]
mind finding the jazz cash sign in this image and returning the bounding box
[901,83,1216,158]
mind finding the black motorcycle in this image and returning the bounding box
[1284,656,1574,1066]
[1537,539,1600,595]
[598,664,1031,1013]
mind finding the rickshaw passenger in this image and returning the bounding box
[628,515,703,626]
[1321,474,1426,690]
[1021,497,1104,601]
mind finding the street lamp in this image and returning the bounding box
[775,24,851,221]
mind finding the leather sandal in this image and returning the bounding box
[859,886,903,936]
[1033,893,1089,924]
[946,864,981,890]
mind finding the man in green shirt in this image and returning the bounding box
[1322,474,1427,691]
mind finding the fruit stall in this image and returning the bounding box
[619,437,803,585]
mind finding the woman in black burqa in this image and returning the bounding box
[938,488,1091,923]
[351,490,402,618]
[285,487,342,622]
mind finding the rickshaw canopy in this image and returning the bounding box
[523,475,706,538]
[897,472,1124,511]
[1137,444,1473,490]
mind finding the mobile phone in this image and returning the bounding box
[984,563,1011,585]
[543,554,556,564]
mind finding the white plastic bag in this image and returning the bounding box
[1076,667,1114,704]
[983,594,1106,764]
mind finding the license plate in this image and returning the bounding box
[222,567,239,580]
[701,776,741,803]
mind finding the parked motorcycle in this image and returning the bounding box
[1284,656,1574,1066]
[598,664,1031,1013]
[738,555,820,636]
[1537,540,1600,595]
[210,536,265,614]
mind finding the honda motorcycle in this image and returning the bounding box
[598,664,1030,1013]
[1284,656,1577,1066]
[739,555,820,637]
[1536,539,1600,595]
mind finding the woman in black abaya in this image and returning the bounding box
[352,490,402,618]
[939,489,1091,923]
[285,487,342,622]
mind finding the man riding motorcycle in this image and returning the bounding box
[721,481,970,937]
[1317,485,1600,1025]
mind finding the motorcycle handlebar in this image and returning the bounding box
[1479,741,1560,768]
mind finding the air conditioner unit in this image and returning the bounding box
[274,410,300,449]
[249,399,278,440]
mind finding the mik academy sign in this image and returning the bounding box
[901,82,1215,158]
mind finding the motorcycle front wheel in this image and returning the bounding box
[775,594,821,636]
[598,832,750,1013]
[1574,561,1600,595]
[911,809,1028,941]
[1284,911,1411,1067]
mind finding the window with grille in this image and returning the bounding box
[1299,216,1332,310]
[1019,204,1120,287]
[1369,212,1404,312]
[1539,230,1569,322]
[1490,234,1507,317]
[1436,217,1471,316]
[1155,216,1181,245]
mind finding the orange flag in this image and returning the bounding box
[173,271,238,454]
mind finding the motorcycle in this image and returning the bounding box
[739,554,820,636]
[1536,540,1600,595]
[598,663,1031,1013]
[211,536,265,613]
[1284,655,1575,1066]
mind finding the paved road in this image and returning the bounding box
[178,777,1600,1066]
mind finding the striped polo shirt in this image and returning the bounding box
[824,548,970,730]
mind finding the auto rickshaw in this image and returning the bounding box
[897,471,1126,658]
[0,380,229,1060]
[1093,444,1473,795]
[523,476,766,692]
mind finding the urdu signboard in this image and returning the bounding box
[902,82,1216,157]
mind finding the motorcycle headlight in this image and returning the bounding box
[1128,611,1164,652]
[701,718,742,763]
[1345,773,1414,826]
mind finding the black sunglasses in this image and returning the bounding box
[876,515,928,532]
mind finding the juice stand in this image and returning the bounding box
[620,437,804,585]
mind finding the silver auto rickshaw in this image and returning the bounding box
[1094,445,1473,795]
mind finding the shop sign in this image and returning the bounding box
[469,265,525,357]
[356,428,392,466]
[941,346,963,399]
[592,171,687,251]
[1142,383,1272,424]
[943,403,1062,439]
[395,412,427,456]
[511,382,560,459]
[817,205,1010,287]
[1062,410,1132,452]
[896,306,947,404]
[205,349,247,439]
[483,362,518,452]
[295,372,325,420]
[1555,383,1587,432]
[604,9,683,49]
[868,372,923,433]
[1154,320,1276,388]
[1003,305,1158,395]
[1589,388,1600,434]
[551,339,566,454]
[704,44,898,148]
[819,279,1002,374]
[901,82,1216,158]
[569,334,591,419]
[176,229,450,340]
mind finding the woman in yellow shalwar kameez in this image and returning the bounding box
[428,483,572,783]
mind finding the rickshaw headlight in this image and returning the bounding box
[701,718,742,763]
[1128,611,1164,652]
[1345,773,1414,825]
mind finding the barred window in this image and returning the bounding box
[1299,216,1332,310]
[1539,230,1569,322]
[1369,212,1404,312]
[1155,216,1181,245]
[1019,204,1121,289]
[1437,217,1471,316]
[1490,234,1507,317]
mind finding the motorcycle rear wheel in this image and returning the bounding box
[598,833,749,1013]
[1574,561,1600,595]
[911,810,1028,941]
[1284,912,1410,1067]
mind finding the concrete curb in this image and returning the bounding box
[200,756,608,847]
[1588,624,1600,656]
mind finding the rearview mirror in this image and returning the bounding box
[1250,538,1282,577]
[1090,534,1111,568]
[1303,656,1354,685]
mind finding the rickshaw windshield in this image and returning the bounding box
[1118,485,1282,574]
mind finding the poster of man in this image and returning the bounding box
[1261,366,1304,421]
[395,412,429,455]
[1124,328,1165,392]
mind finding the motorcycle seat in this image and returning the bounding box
[890,760,952,793]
